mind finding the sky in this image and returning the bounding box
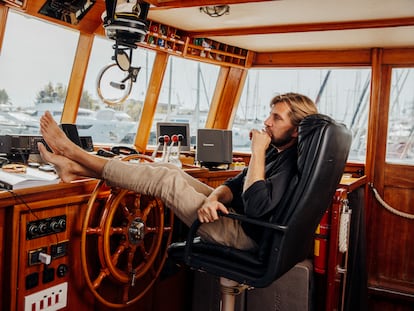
[0,10,218,111]
[0,11,80,107]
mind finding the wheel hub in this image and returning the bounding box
[128,218,145,244]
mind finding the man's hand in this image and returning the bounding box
[249,128,271,153]
[197,199,229,223]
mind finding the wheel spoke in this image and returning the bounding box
[111,243,126,266]
[92,269,110,289]
[110,226,127,235]
[142,201,155,219]
[86,227,103,235]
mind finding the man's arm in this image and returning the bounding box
[243,129,270,191]
[197,185,233,223]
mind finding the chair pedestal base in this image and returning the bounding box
[220,277,249,311]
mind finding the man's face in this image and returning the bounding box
[264,101,298,149]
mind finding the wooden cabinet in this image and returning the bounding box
[140,21,187,56]
[139,21,252,68]
[185,38,251,68]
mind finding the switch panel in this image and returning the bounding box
[24,282,68,311]
[26,215,66,240]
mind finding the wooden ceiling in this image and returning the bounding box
[147,0,414,52]
[6,0,414,52]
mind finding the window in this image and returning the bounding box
[386,68,414,164]
[0,10,78,134]
[234,68,371,162]
[80,36,156,145]
[147,56,220,147]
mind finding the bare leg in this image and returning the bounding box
[38,142,100,182]
[40,111,108,177]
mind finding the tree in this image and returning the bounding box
[35,82,67,104]
[80,90,96,110]
[34,83,95,110]
[125,99,143,121]
[0,89,10,105]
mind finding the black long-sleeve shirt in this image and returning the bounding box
[223,144,298,243]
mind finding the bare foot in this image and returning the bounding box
[40,111,77,157]
[38,142,87,182]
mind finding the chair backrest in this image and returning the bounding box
[260,113,352,285]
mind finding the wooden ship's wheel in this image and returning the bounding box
[80,155,174,308]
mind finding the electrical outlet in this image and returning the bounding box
[24,282,67,311]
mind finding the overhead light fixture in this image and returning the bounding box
[199,5,230,17]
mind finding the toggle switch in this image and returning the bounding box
[39,252,51,265]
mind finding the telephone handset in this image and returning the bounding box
[110,146,139,155]
[96,146,139,157]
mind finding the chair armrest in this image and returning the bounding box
[220,212,288,231]
[184,212,287,259]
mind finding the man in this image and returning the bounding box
[38,92,318,251]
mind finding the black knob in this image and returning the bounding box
[57,264,68,277]
[38,223,47,234]
[58,219,66,229]
[28,225,38,236]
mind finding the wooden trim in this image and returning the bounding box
[364,49,383,285]
[0,5,8,54]
[61,33,94,124]
[228,68,248,127]
[375,65,392,189]
[147,0,269,8]
[365,48,384,187]
[206,67,229,128]
[254,49,372,67]
[209,67,246,129]
[382,48,414,65]
[189,17,414,38]
[134,52,169,152]
[368,285,414,302]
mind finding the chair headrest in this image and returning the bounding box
[273,113,351,224]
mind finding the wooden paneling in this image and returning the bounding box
[384,164,414,188]
[367,163,414,301]
[365,50,414,309]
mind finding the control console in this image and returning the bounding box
[0,134,94,156]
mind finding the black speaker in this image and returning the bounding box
[59,124,82,147]
[196,129,232,168]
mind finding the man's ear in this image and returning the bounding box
[292,127,299,138]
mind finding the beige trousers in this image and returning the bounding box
[103,159,257,250]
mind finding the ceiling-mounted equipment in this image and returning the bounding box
[199,5,230,17]
[102,0,149,48]
[97,0,149,106]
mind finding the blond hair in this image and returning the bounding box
[270,92,318,126]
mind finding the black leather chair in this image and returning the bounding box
[168,114,352,310]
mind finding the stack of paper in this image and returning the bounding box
[0,166,60,190]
